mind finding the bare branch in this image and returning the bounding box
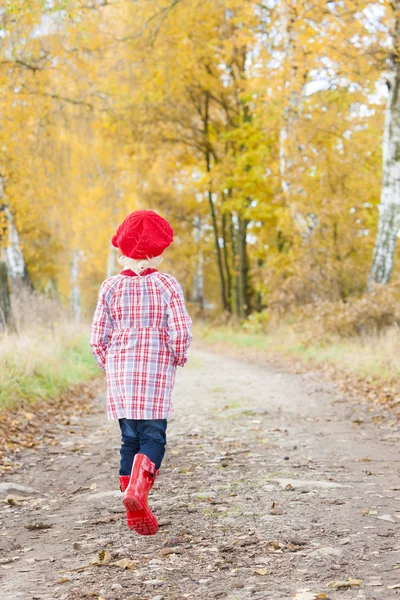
[0,60,42,73]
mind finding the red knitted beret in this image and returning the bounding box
[111,210,174,259]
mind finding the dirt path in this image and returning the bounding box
[1,347,399,600]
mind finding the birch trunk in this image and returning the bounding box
[278,0,297,200]
[0,262,12,331]
[4,205,30,285]
[0,177,30,287]
[70,249,82,322]
[369,6,400,285]
[192,216,204,309]
[107,245,116,278]
[0,176,13,330]
[278,0,312,236]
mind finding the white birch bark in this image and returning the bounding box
[70,249,82,322]
[192,216,204,308]
[278,0,293,199]
[369,8,400,285]
[0,176,28,283]
[0,177,13,329]
[107,245,116,278]
[278,0,315,238]
[4,206,26,281]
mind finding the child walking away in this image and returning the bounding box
[90,210,192,535]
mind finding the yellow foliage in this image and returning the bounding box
[0,0,395,316]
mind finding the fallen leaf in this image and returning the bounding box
[6,497,23,506]
[90,515,120,525]
[254,568,268,576]
[110,558,135,570]
[25,522,53,531]
[377,514,395,523]
[352,417,364,424]
[89,550,112,566]
[269,540,283,551]
[270,507,283,515]
[328,578,362,590]
[270,501,283,515]
[293,593,327,600]
[160,547,184,556]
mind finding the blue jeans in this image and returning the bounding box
[119,418,167,476]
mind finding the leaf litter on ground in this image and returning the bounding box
[327,577,362,590]
[293,593,328,600]
[89,550,135,571]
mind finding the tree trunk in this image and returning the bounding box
[278,0,298,200]
[0,262,12,331]
[70,249,82,322]
[278,0,313,236]
[0,175,30,288]
[107,245,116,278]
[221,206,232,311]
[207,187,228,311]
[369,7,400,286]
[237,216,249,319]
[203,91,228,312]
[229,215,240,317]
[192,216,204,309]
[3,205,31,287]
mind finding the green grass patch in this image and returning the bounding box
[0,326,100,409]
[195,323,400,384]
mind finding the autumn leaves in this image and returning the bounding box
[0,1,398,317]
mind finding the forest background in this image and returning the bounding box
[1,0,400,408]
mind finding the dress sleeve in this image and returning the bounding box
[90,283,114,372]
[166,280,193,367]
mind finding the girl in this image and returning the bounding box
[90,210,192,536]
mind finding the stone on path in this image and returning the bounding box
[309,546,343,558]
[0,482,38,496]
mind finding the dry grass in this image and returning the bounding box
[195,284,400,385]
[0,290,99,409]
[195,322,400,384]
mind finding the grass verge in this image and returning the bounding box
[0,324,100,410]
[195,323,400,386]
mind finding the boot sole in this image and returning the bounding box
[123,494,158,536]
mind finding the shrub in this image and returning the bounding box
[292,283,400,343]
[242,310,271,334]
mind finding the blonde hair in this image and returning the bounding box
[117,254,164,275]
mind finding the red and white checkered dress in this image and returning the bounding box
[90,270,192,420]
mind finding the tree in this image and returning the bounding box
[369,1,400,285]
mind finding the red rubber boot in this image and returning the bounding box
[119,475,136,529]
[123,454,159,536]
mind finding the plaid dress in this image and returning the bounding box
[90,271,192,420]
